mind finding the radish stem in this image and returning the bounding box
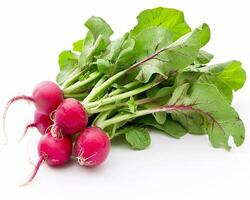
[108,81,141,97]
[83,47,169,103]
[63,71,102,94]
[61,68,83,89]
[96,105,204,129]
[64,92,88,99]
[85,78,163,109]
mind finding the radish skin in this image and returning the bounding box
[53,98,88,136]
[19,111,53,142]
[74,127,110,167]
[3,81,63,143]
[32,81,63,114]
[21,132,72,186]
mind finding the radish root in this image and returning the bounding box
[19,156,44,186]
[76,149,97,166]
[18,123,36,143]
[2,95,34,144]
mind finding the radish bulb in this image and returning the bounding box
[74,127,110,167]
[52,98,88,136]
[21,132,72,186]
[3,81,63,143]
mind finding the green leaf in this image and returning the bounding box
[198,23,210,47]
[56,51,79,85]
[195,50,214,64]
[97,59,111,74]
[198,74,233,103]
[143,86,174,124]
[217,61,246,91]
[135,59,170,83]
[127,96,138,113]
[152,87,174,105]
[146,86,172,99]
[167,84,190,105]
[143,102,167,124]
[113,37,135,70]
[58,51,78,70]
[73,40,84,52]
[122,126,151,150]
[134,115,187,139]
[108,33,135,62]
[131,7,191,40]
[191,60,246,91]
[153,112,166,124]
[79,16,113,67]
[168,83,245,150]
[135,24,208,83]
[83,16,113,49]
[102,33,135,75]
[133,27,174,61]
[176,70,233,103]
[175,71,201,86]
[79,35,107,67]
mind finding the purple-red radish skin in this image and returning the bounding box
[23,111,53,138]
[32,81,64,114]
[33,111,53,134]
[38,133,72,166]
[4,81,63,115]
[21,132,72,186]
[74,127,110,167]
[53,98,88,136]
[3,81,63,143]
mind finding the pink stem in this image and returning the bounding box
[20,156,44,186]
[2,95,34,144]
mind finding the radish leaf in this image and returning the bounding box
[131,7,191,40]
[168,83,245,150]
[123,126,151,150]
[134,115,187,139]
[135,24,209,83]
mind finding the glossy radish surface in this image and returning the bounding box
[53,98,88,136]
[32,81,64,114]
[21,132,72,186]
[74,127,110,167]
[38,133,72,166]
[3,81,63,143]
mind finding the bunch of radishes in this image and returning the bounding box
[3,81,110,185]
[2,6,247,185]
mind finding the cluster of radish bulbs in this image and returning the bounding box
[3,81,110,185]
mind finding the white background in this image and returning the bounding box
[0,0,250,199]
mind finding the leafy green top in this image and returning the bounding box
[56,7,246,151]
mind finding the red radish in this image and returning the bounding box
[52,98,88,136]
[4,81,63,115]
[21,132,72,186]
[19,111,53,141]
[74,127,110,167]
[3,81,63,143]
